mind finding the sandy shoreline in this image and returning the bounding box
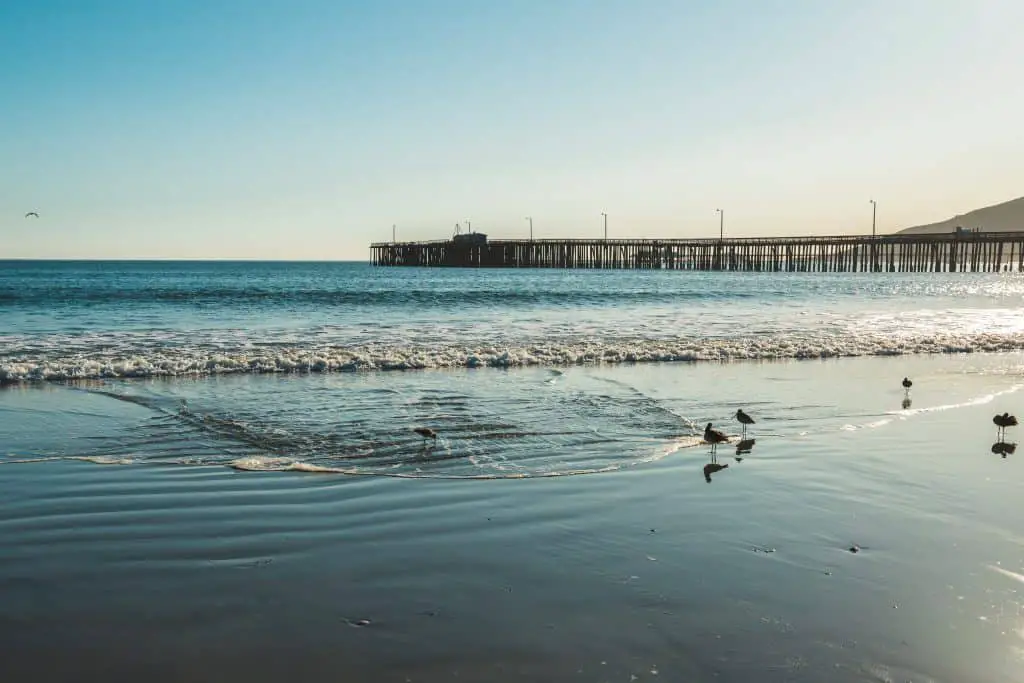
[2,354,1023,682]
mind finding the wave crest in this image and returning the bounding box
[4,331,1024,384]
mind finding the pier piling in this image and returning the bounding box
[370,232,1024,273]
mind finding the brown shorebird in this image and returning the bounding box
[993,413,1018,440]
[704,423,728,453]
[414,427,438,444]
[735,409,755,437]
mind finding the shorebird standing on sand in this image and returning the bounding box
[902,377,912,393]
[735,409,755,437]
[703,423,728,453]
[993,413,1018,440]
[414,427,438,445]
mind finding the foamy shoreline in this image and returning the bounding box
[4,331,1024,384]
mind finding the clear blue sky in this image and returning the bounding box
[2,0,1021,259]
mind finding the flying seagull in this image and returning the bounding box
[24,212,39,218]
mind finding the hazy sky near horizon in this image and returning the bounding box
[2,0,1022,259]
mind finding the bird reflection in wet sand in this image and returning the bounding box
[735,438,756,461]
[991,442,1016,459]
[901,397,912,410]
[703,451,729,483]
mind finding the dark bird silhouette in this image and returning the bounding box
[703,447,729,482]
[703,462,729,483]
[902,377,912,390]
[24,211,39,218]
[991,441,1016,458]
[704,423,728,454]
[993,413,1018,440]
[735,409,755,437]
[413,427,438,444]
[735,438,756,460]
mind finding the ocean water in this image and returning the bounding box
[3,261,1024,381]
[2,261,1024,682]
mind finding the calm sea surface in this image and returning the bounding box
[2,261,1024,682]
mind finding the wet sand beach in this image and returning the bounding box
[3,353,1023,682]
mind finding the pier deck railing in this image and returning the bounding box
[370,231,1024,272]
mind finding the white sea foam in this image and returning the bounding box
[0,455,134,466]
[0,456,64,465]
[4,331,1024,384]
[69,455,135,465]
[989,565,1024,585]
[842,417,896,432]
[891,385,1021,417]
[224,434,705,480]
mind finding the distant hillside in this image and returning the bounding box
[897,196,1024,234]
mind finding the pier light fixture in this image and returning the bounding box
[392,224,396,244]
[716,208,724,241]
[525,216,533,241]
[869,199,877,238]
[601,212,608,241]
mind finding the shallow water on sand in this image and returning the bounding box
[2,352,1024,682]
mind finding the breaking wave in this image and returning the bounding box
[4,331,1024,384]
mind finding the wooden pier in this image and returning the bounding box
[371,231,1024,272]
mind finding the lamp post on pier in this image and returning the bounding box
[869,199,877,238]
[392,224,396,244]
[525,216,533,241]
[601,212,608,240]
[716,208,724,240]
